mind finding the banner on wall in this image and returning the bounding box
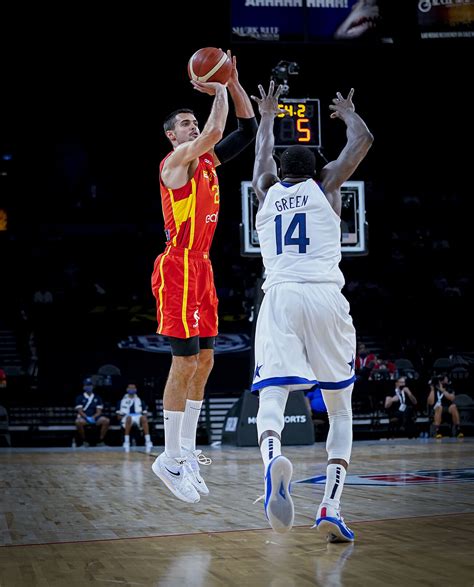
[418,0,474,39]
[231,0,305,42]
[231,0,394,44]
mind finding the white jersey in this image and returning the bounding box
[117,395,144,416]
[256,179,344,291]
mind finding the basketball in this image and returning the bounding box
[188,47,232,84]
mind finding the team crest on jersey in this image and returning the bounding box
[203,170,209,179]
[192,309,200,328]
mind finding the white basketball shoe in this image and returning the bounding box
[151,452,200,503]
[315,502,355,543]
[182,448,212,496]
[264,455,294,533]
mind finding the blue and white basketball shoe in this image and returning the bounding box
[315,503,355,543]
[264,455,294,533]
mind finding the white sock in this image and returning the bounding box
[163,410,184,459]
[256,386,288,471]
[322,464,347,510]
[145,434,151,443]
[181,399,202,452]
[260,435,281,469]
[124,435,130,444]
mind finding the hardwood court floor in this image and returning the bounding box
[1,439,473,586]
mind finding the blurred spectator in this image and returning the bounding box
[369,358,396,381]
[355,343,377,379]
[116,382,153,453]
[0,368,6,389]
[75,377,110,446]
[384,376,418,438]
[427,375,463,439]
[33,287,53,304]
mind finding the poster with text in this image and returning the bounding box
[418,0,474,39]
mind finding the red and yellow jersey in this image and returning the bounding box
[159,152,220,253]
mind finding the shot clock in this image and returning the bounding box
[275,98,321,149]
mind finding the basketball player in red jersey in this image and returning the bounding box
[151,53,256,503]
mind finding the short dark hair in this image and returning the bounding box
[163,108,195,133]
[280,146,316,178]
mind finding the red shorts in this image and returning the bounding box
[151,246,218,339]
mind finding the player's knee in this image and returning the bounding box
[322,385,353,419]
[172,354,199,377]
[198,351,214,372]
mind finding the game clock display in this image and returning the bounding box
[275,98,321,149]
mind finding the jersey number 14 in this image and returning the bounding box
[275,213,310,255]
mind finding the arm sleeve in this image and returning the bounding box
[214,117,257,164]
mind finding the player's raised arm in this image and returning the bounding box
[320,89,373,202]
[162,82,228,188]
[251,81,284,203]
[213,51,257,166]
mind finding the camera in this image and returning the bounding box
[271,61,300,97]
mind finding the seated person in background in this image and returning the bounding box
[355,343,377,379]
[384,377,417,438]
[428,375,463,439]
[117,382,153,453]
[369,358,396,381]
[0,367,6,388]
[75,377,110,446]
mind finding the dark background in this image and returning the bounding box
[0,4,472,408]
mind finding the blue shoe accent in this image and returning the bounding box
[264,456,294,533]
[278,482,286,499]
[316,508,355,543]
[264,459,274,518]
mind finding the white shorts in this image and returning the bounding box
[121,414,143,428]
[252,282,356,393]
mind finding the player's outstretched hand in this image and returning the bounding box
[250,80,286,117]
[329,88,355,120]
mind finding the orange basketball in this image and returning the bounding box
[188,47,232,84]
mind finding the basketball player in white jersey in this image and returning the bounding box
[250,81,373,541]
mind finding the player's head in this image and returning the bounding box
[126,383,138,396]
[83,377,94,393]
[280,146,316,179]
[163,109,200,147]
